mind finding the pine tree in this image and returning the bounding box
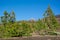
[10,11,16,23]
[43,5,59,31]
[4,11,8,23]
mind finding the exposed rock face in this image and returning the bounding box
[56,15,60,24]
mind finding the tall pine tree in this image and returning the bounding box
[1,11,8,26]
[10,11,16,23]
[43,5,59,31]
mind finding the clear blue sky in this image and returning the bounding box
[0,0,60,21]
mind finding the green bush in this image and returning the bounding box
[0,22,32,38]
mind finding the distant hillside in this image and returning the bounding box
[15,15,60,24]
[56,15,60,24]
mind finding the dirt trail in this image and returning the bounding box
[0,36,60,40]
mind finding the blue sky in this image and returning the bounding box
[0,0,60,21]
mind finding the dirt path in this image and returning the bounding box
[0,35,60,40]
